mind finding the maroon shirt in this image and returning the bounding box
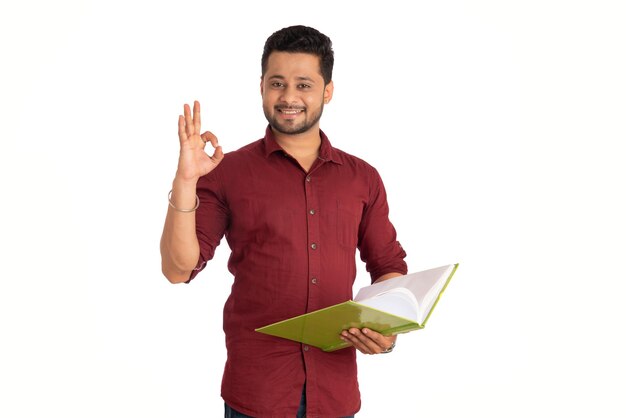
[190,127,407,417]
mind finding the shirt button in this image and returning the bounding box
[311,277,317,284]
[306,175,312,182]
[303,345,309,351]
[310,243,317,250]
[309,209,316,215]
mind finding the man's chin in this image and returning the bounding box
[270,121,311,136]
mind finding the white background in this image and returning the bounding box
[1,1,625,417]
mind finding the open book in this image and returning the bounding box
[255,264,458,352]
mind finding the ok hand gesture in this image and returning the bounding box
[176,100,224,183]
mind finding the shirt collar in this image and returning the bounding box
[262,125,343,165]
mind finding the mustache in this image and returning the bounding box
[274,105,306,110]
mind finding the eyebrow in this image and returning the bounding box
[268,75,316,83]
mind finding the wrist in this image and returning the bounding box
[172,174,199,189]
[170,176,199,213]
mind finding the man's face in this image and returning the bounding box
[261,52,333,136]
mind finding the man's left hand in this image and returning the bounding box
[340,328,396,355]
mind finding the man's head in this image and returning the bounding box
[261,25,334,86]
[260,26,335,136]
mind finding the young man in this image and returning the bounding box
[160,25,407,417]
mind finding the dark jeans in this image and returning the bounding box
[224,385,355,418]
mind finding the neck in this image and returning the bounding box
[272,127,321,160]
[272,126,322,172]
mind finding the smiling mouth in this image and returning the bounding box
[276,107,304,115]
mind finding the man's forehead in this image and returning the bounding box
[265,52,323,78]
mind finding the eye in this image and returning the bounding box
[271,82,284,88]
[298,84,311,89]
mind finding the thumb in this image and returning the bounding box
[200,131,224,163]
[211,145,224,163]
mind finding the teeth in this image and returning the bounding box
[280,109,302,114]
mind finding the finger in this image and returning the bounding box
[200,131,218,145]
[201,131,224,163]
[351,328,394,354]
[352,328,381,354]
[341,329,375,355]
[178,115,187,144]
[363,328,397,348]
[361,328,395,350]
[184,103,194,137]
[339,331,362,353]
[193,100,201,135]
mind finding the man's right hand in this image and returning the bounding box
[176,100,224,183]
[161,100,224,283]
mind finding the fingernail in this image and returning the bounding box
[363,329,368,334]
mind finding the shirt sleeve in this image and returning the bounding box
[188,169,229,282]
[357,166,408,282]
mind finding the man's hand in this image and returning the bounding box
[160,100,224,283]
[176,100,224,183]
[340,328,397,355]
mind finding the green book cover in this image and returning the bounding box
[255,264,458,352]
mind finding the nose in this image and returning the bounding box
[279,85,298,105]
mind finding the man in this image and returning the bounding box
[160,25,407,417]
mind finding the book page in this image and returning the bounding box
[357,287,420,322]
[354,264,455,323]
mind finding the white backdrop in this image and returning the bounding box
[1,1,625,417]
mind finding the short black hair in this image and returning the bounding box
[261,25,334,85]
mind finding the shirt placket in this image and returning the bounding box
[303,168,322,314]
[301,164,324,417]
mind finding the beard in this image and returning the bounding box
[263,102,324,136]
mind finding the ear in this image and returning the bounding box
[323,80,334,104]
[260,76,264,95]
